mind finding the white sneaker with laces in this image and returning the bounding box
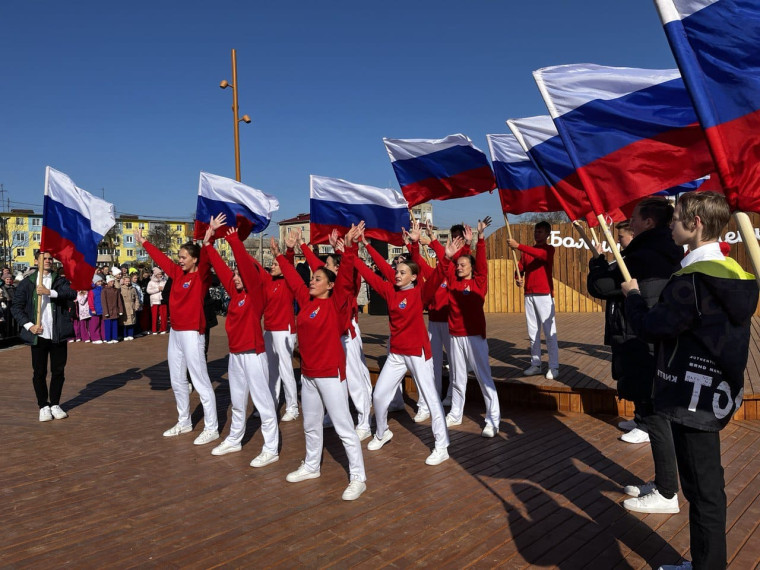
[425,447,449,465]
[281,409,299,422]
[50,405,68,420]
[92,340,103,345]
[39,406,53,422]
[623,489,680,514]
[355,428,372,442]
[445,414,462,427]
[367,430,393,451]
[286,461,321,482]
[211,440,242,456]
[618,419,638,431]
[481,424,497,438]
[193,429,219,445]
[250,450,279,468]
[524,365,543,376]
[657,562,692,570]
[163,423,192,437]
[413,409,431,423]
[342,479,367,501]
[621,427,650,444]
[624,481,656,498]
[545,368,559,380]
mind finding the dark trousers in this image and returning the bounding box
[637,399,679,498]
[671,423,726,570]
[31,337,68,408]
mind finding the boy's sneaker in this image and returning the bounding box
[342,479,366,501]
[211,440,242,456]
[481,424,497,438]
[281,409,299,422]
[624,481,656,498]
[425,447,449,465]
[623,489,680,514]
[367,430,393,451]
[618,419,638,431]
[413,410,430,423]
[193,429,220,446]
[545,368,559,380]
[621,427,650,444]
[355,428,372,442]
[39,406,53,422]
[50,405,68,420]
[92,340,103,344]
[286,461,321,482]
[445,414,462,427]
[163,423,192,437]
[250,450,279,468]
[523,365,543,376]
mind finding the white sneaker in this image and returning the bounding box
[39,406,53,422]
[50,405,68,420]
[657,562,692,570]
[286,461,321,482]
[92,340,103,344]
[523,365,543,376]
[545,368,559,380]
[481,424,497,438]
[624,481,656,498]
[250,450,279,468]
[445,414,462,427]
[124,336,134,341]
[342,479,367,501]
[413,410,431,423]
[425,447,449,466]
[367,430,393,451]
[355,428,372,442]
[211,440,242,456]
[163,423,192,437]
[618,419,638,431]
[84,340,91,343]
[281,410,299,422]
[621,427,650,444]
[159,331,167,335]
[623,489,680,514]
[193,429,219,445]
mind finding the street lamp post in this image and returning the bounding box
[219,49,251,182]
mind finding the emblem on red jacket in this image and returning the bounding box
[399,298,407,309]
[309,306,320,319]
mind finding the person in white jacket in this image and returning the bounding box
[146,267,168,334]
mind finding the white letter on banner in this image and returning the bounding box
[549,230,562,247]
[684,371,712,412]
[712,381,733,420]
[562,237,575,248]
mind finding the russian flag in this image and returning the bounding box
[194,171,279,241]
[654,0,760,213]
[486,134,564,215]
[533,64,715,216]
[383,134,496,207]
[41,167,115,290]
[310,175,409,246]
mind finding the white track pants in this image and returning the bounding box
[341,331,372,431]
[227,351,279,453]
[448,335,500,429]
[419,320,451,413]
[301,375,366,482]
[168,329,217,431]
[374,352,449,449]
[525,294,559,369]
[264,329,299,415]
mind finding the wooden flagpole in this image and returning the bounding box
[596,214,631,281]
[571,221,595,252]
[503,214,522,280]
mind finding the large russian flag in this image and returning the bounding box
[506,116,598,222]
[310,175,409,246]
[194,171,279,241]
[533,63,715,215]
[486,133,564,215]
[383,134,496,207]
[654,0,760,213]
[41,167,115,290]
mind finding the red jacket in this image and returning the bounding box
[445,241,488,338]
[246,243,296,333]
[517,243,555,296]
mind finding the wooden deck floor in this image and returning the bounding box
[1,319,760,568]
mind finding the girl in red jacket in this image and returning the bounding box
[354,225,461,465]
[443,219,501,438]
[272,225,366,501]
[134,228,218,446]
[202,216,280,467]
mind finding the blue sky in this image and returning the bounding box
[0,1,678,229]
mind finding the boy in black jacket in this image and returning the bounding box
[622,192,758,570]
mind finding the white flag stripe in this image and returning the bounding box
[45,167,115,237]
[506,116,559,151]
[199,171,279,216]
[310,175,408,209]
[486,134,529,163]
[383,133,478,162]
[657,0,719,23]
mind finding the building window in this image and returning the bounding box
[126,249,134,257]
[176,237,183,245]
[124,235,134,245]
[176,224,182,231]
[16,248,25,256]
[13,232,25,241]
[31,218,41,227]
[139,223,145,230]
[15,217,23,225]
[32,233,40,241]
[124,222,133,230]
[137,248,146,257]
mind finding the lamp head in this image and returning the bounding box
[219,80,230,89]
[241,115,251,124]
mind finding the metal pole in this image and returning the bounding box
[231,49,241,182]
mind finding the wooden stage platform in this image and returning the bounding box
[1,314,759,568]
